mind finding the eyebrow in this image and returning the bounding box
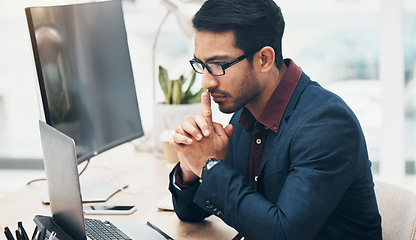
[194,54,230,63]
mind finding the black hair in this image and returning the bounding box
[192,0,285,68]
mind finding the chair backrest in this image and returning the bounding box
[374,180,416,240]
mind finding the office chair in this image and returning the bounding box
[374,180,416,240]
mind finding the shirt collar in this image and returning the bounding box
[239,58,302,133]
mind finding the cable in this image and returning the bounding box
[26,177,46,185]
[26,159,91,185]
[78,159,90,176]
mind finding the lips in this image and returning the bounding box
[210,93,226,102]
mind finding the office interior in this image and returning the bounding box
[0,0,415,202]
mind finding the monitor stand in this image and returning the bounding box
[42,180,128,204]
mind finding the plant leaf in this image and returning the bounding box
[179,74,186,86]
[184,87,205,104]
[172,79,183,104]
[184,71,197,95]
[159,66,170,101]
[166,80,173,104]
[159,66,204,104]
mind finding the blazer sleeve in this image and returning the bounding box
[192,103,367,240]
[168,163,211,222]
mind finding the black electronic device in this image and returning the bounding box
[26,0,144,203]
[83,205,137,215]
[26,0,144,165]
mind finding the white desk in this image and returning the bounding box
[0,143,237,239]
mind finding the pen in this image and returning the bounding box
[18,222,29,240]
[146,221,174,240]
[48,231,56,240]
[31,227,39,240]
[15,230,22,240]
[38,226,46,240]
[4,227,15,240]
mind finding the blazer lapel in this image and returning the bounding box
[257,72,311,179]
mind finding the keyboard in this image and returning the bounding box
[85,218,132,240]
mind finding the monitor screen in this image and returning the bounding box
[26,0,144,164]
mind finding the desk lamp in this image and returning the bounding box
[152,0,204,101]
[150,0,203,155]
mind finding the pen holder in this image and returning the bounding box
[160,130,179,164]
[33,215,70,240]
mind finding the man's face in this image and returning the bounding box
[194,30,261,113]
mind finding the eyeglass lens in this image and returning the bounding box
[191,61,225,76]
[192,61,205,73]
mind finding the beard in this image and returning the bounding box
[211,73,261,114]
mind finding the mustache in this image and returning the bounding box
[208,88,229,97]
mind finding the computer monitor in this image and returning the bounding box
[25,0,144,165]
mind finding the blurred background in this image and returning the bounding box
[0,0,415,197]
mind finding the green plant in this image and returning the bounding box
[159,66,205,104]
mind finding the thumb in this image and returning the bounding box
[224,124,233,138]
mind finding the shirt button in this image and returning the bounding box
[265,126,269,130]
[256,139,262,145]
[254,176,258,182]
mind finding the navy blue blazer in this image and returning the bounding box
[169,70,382,240]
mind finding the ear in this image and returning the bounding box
[256,46,275,73]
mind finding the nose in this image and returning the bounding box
[201,69,219,90]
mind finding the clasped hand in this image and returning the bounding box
[169,92,233,182]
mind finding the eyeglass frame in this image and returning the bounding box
[189,50,258,76]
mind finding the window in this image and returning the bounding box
[404,0,416,174]
[281,0,382,170]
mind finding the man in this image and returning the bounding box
[168,0,382,239]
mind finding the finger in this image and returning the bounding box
[212,123,233,139]
[224,124,234,138]
[169,138,178,150]
[174,125,186,135]
[195,115,211,137]
[201,92,213,126]
[172,128,193,145]
[172,132,192,145]
[212,122,224,136]
[182,119,203,140]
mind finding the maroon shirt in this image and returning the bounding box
[175,59,302,190]
[238,59,302,189]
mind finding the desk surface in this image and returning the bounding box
[0,143,237,239]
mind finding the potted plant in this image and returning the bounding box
[158,66,205,105]
[153,66,205,157]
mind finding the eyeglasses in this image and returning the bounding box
[189,51,257,76]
